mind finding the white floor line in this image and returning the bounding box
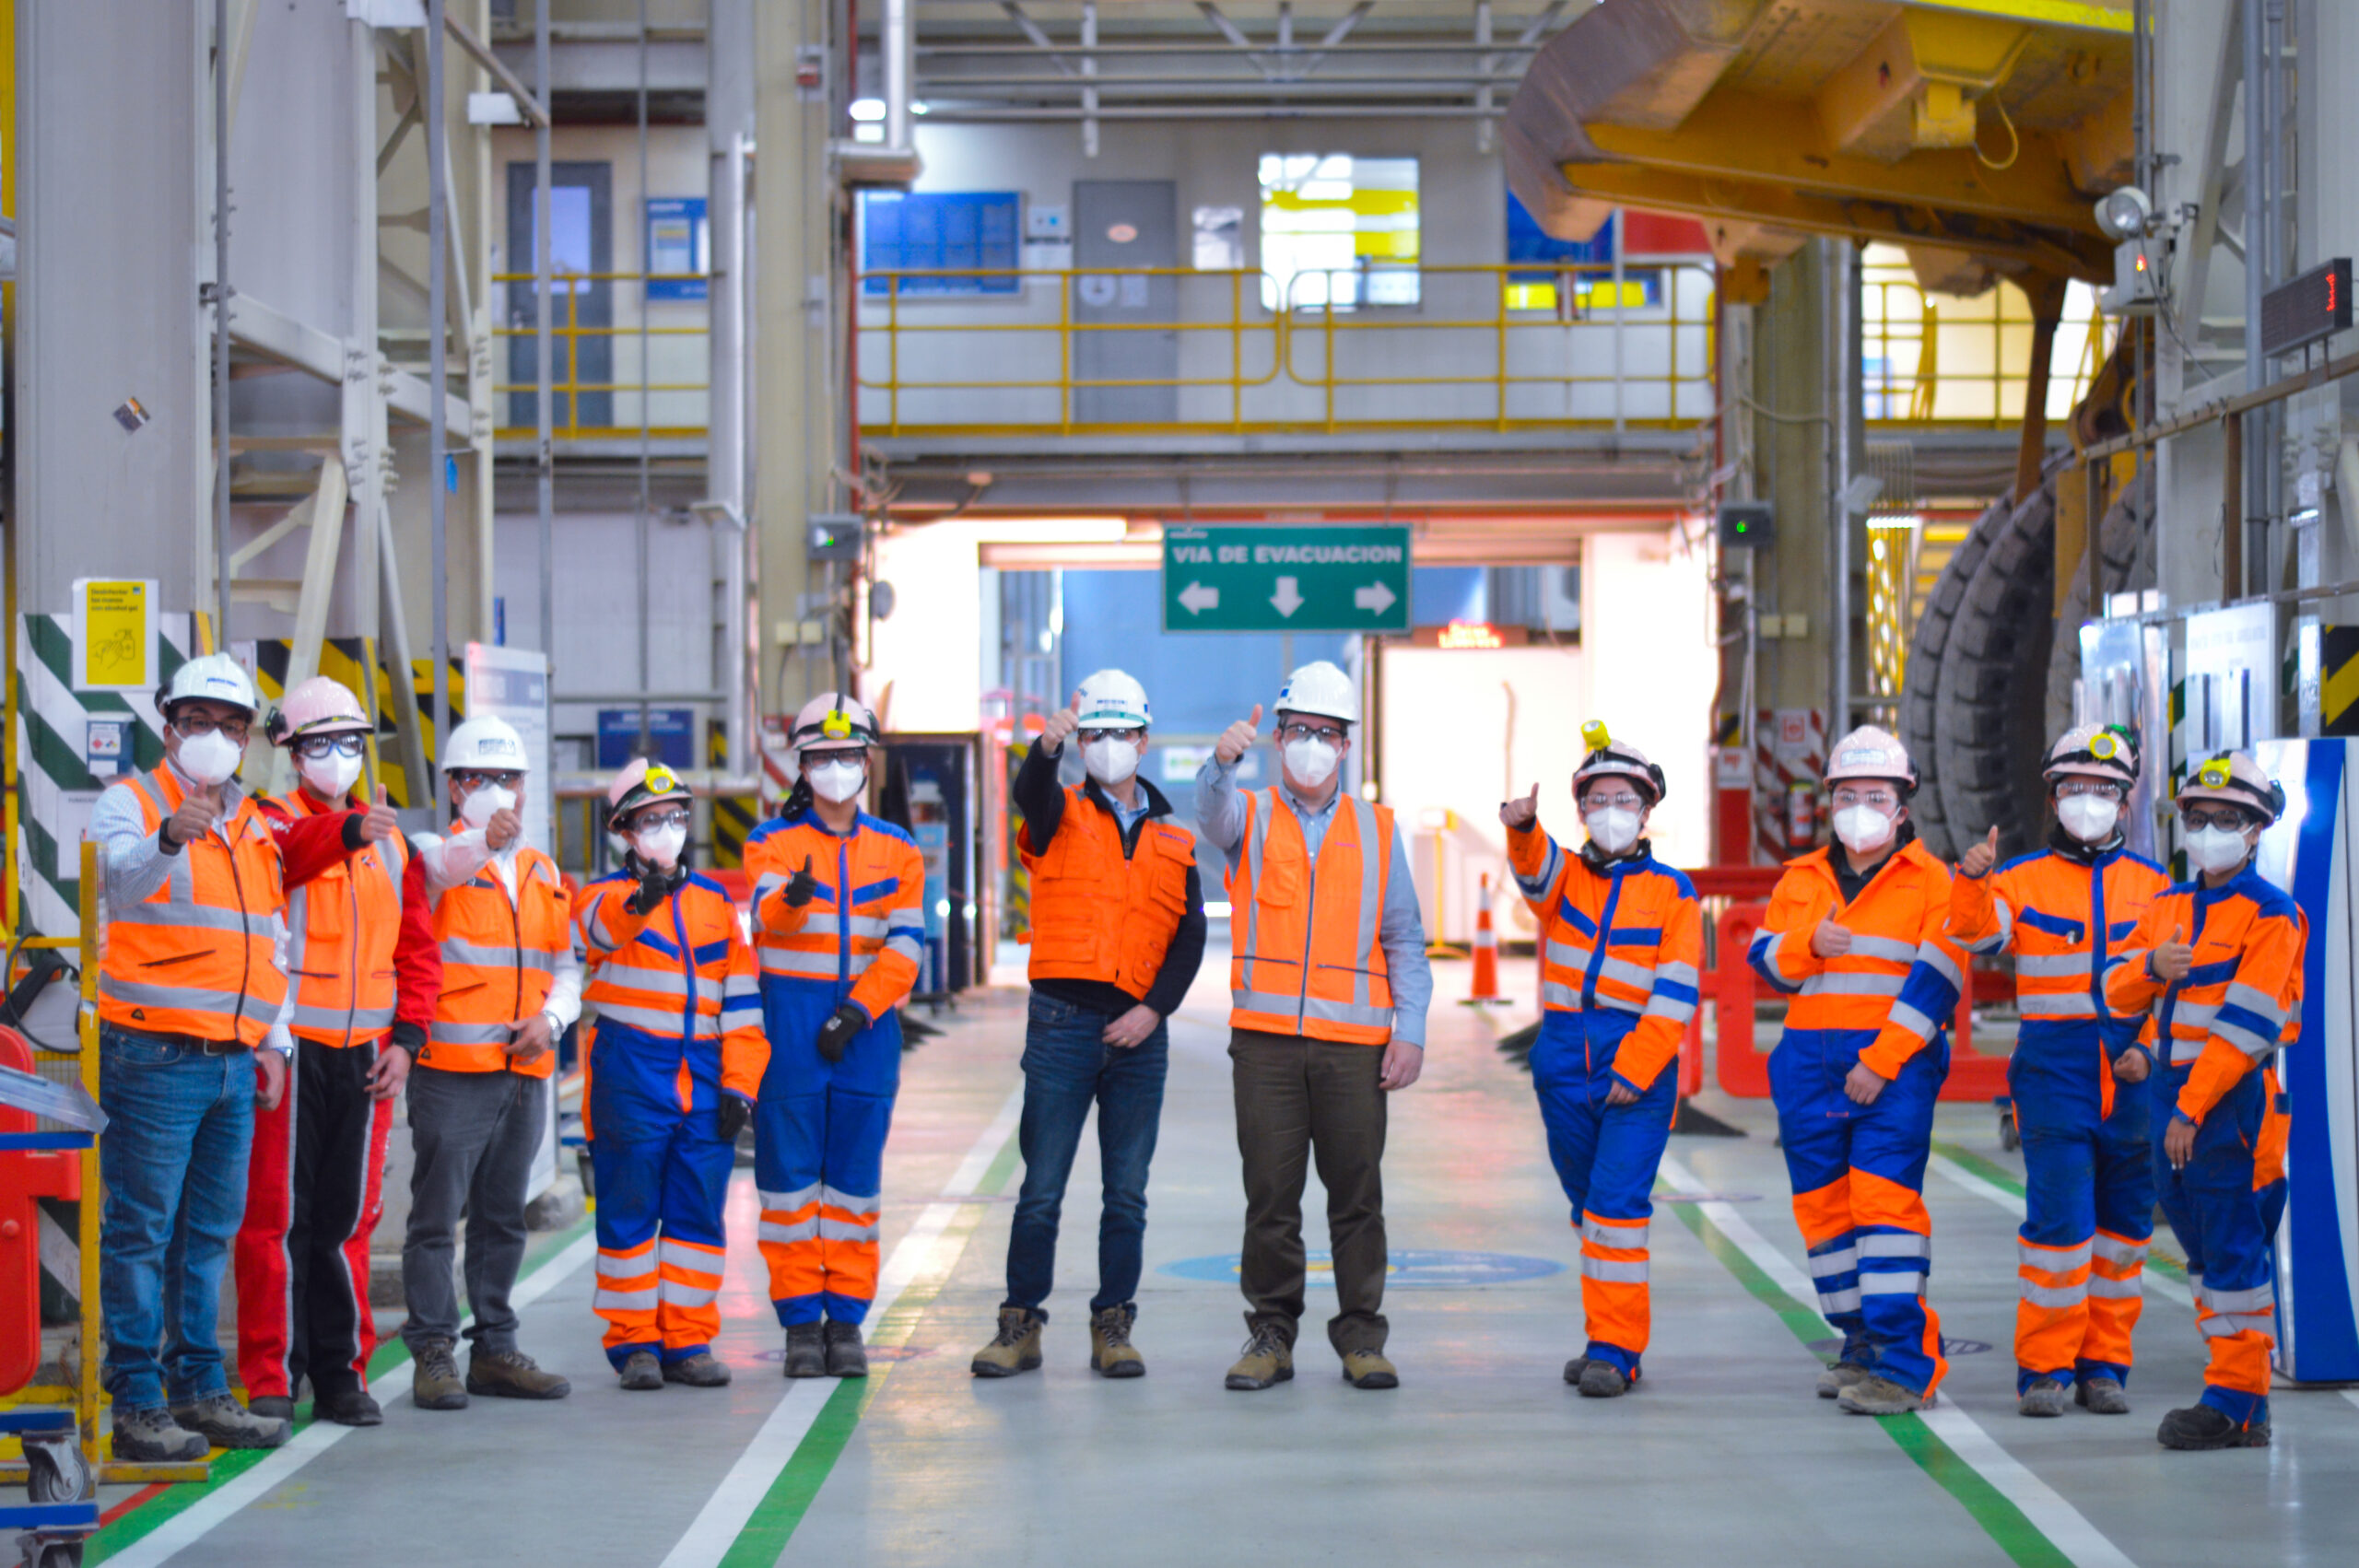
[109,1230,602,1568]
[1926,1153,2196,1310]
[2344,1390,2359,1416]
[657,1084,1027,1568]
[1659,1155,2141,1568]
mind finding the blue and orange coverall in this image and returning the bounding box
[1947,836,2169,1395]
[1753,836,1963,1398]
[2105,864,2304,1432]
[576,870,768,1369]
[743,809,927,1326]
[1508,823,1701,1380]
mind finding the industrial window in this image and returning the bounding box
[1257,155,1419,311]
[859,191,1021,297]
[1503,194,1659,312]
[1192,205,1245,273]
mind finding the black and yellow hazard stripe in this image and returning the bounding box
[709,726,754,869]
[2323,626,2359,735]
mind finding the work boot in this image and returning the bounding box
[664,1352,733,1387]
[1578,1361,1631,1398]
[1815,1361,1871,1400]
[2018,1377,2070,1418]
[1562,1357,1593,1386]
[782,1322,827,1378]
[411,1338,469,1410]
[1089,1305,1145,1378]
[1837,1375,1931,1416]
[111,1406,206,1463]
[466,1347,571,1400]
[971,1307,1044,1378]
[824,1320,869,1378]
[618,1351,664,1391]
[246,1395,295,1422]
[2157,1403,2270,1449]
[1340,1350,1399,1390]
[170,1394,291,1450]
[1225,1326,1294,1391]
[313,1387,383,1427]
[2076,1375,2130,1415]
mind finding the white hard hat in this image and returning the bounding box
[1571,721,1665,804]
[440,715,530,773]
[1074,669,1150,730]
[790,692,879,758]
[157,653,260,716]
[1825,724,1917,792]
[1274,661,1356,725]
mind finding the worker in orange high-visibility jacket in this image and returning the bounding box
[2105,751,2306,1451]
[237,676,441,1431]
[1750,725,1961,1416]
[1939,724,2171,1421]
[1502,727,1701,1399]
[743,695,927,1380]
[577,759,769,1392]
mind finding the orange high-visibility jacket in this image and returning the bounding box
[2103,867,2305,1126]
[98,767,288,1047]
[1507,823,1702,1091]
[268,790,413,1048]
[421,843,571,1078]
[576,872,769,1104]
[1226,789,1396,1046]
[1757,840,1966,1080]
[746,813,928,1021]
[1023,784,1197,999]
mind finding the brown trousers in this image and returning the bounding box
[1229,1027,1389,1354]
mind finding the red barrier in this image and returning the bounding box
[0,1026,80,1396]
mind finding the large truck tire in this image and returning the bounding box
[1934,476,2059,860]
[1898,492,2010,860]
[2043,467,2158,735]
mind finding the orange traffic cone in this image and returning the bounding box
[1461,872,1510,1006]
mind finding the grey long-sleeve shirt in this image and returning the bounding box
[1193,756,1432,1048]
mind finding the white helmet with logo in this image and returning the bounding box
[440,715,530,773]
[1274,661,1356,726]
[157,653,260,717]
[1825,724,1918,795]
[1074,668,1150,731]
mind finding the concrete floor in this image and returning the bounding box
[82,954,2359,1567]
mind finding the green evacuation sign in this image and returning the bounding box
[1162,525,1412,634]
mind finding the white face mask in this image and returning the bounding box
[1583,807,1641,856]
[1833,803,1896,856]
[175,728,244,788]
[1083,736,1140,786]
[633,824,687,869]
[299,751,364,802]
[2056,794,2119,844]
[2184,824,2253,875]
[1283,736,1340,790]
[808,758,866,804]
[461,783,518,830]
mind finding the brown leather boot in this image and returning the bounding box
[971,1307,1044,1378]
[411,1338,469,1411]
[1225,1325,1294,1391]
[466,1346,571,1400]
[1089,1305,1144,1378]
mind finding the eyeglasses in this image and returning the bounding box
[1079,727,1144,746]
[2180,807,2253,833]
[1581,791,1646,813]
[172,713,252,743]
[2055,779,2124,801]
[1274,722,1344,745]
[294,734,366,761]
[631,807,691,833]
[1831,787,1898,811]
[449,769,522,790]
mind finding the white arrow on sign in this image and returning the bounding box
[1270,577,1304,617]
[1354,580,1397,615]
[1178,581,1221,614]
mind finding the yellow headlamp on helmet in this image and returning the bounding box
[822,709,854,741]
[2198,757,2233,789]
[1580,720,1611,753]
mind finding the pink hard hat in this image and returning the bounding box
[1570,720,1665,805]
[2043,723,2140,789]
[606,756,694,831]
[2176,751,2285,824]
[1825,724,1918,793]
[264,675,370,747]
[789,692,879,759]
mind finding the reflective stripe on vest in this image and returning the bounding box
[1228,789,1393,1044]
[281,798,410,1047]
[422,850,568,1077]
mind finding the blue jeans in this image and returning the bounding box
[100,1027,260,1411]
[1004,993,1168,1318]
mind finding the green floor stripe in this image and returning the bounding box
[718,1127,1024,1564]
[1931,1139,2192,1282]
[1661,1197,2072,1568]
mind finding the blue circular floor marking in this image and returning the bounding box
[1159,1249,1566,1288]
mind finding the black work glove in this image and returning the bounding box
[781,854,820,909]
[716,1094,752,1142]
[624,853,689,917]
[815,1002,866,1064]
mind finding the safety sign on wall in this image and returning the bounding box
[69,578,158,692]
[1162,524,1411,634]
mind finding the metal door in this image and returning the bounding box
[505,161,613,432]
[1072,181,1178,426]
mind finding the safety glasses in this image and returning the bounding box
[2179,806,2254,833]
[1274,722,1344,745]
[630,807,691,833]
[2054,778,2124,801]
[1078,727,1144,746]
[450,769,522,790]
[294,734,367,761]
[171,713,252,743]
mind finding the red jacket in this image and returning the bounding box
[256,791,443,1052]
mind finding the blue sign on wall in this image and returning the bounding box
[645,197,709,301]
[596,707,696,769]
[860,191,1021,296]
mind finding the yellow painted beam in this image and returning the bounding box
[1906,0,2131,34]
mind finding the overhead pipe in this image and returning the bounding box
[427,0,451,823]
[912,103,1508,121]
[537,0,555,685]
[213,0,233,648]
[837,0,922,186]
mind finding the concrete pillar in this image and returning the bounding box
[1753,243,1835,720]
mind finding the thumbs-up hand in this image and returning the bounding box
[2151,922,2194,983]
[165,792,221,850]
[782,852,820,909]
[1040,691,1084,753]
[358,784,401,845]
[1811,919,1855,958]
[1215,704,1263,766]
[1959,825,1999,880]
[1500,781,1541,831]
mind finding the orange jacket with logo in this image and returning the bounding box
[421,844,572,1078]
[1226,790,1396,1046]
[1754,839,1966,1080]
[262,790,432,1048]
[1023,784,1197,1001]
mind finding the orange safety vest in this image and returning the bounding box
[421,843,570,1078]
[274,790,410,1047]
[1022,786,1196,999]
[1226,789,1396,1046]
[97,768,288,1047]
